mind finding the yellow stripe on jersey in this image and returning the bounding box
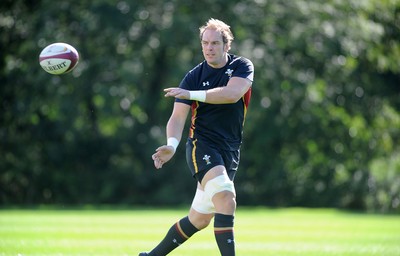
[242,96,247,127]
[189,101,199,138]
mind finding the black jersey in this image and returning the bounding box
[176,54,254,151]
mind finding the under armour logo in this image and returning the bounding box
[173,238,181,246]
[203,155,211,165]
[202,81,209,87]
[225,69,233,77]
[227,239,234,244]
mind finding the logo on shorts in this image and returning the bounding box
[203,155,211,165]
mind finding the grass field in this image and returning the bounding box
[0,207,399,256]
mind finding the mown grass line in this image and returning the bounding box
[0,207,399,255]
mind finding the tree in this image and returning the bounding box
[1,0,398,212]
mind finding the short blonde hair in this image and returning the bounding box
[199,18,234,48]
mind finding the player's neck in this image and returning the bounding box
[207,53,228,69]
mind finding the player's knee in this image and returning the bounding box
[204,175,236,213]
[213,190,236,212]
[189,211,212,230]
[195,217,212,230]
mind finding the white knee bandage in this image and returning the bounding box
[204,175,236,199]
[191,175,236,214]
[191,188,215,214]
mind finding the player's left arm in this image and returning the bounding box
[164,77,252,104]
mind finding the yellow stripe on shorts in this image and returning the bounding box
[191,139,199,174]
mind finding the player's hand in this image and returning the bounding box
[152,145,175,169]
[164,88,190,100]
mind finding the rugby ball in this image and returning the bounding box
[39,42,79,75]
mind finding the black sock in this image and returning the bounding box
[214,213,235,256]
[149,216,199,256]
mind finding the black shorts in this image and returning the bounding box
[185,138,240,183]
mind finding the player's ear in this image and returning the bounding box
[224,43,230,52]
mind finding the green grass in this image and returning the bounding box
[0,207,399,255]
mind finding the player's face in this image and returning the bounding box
[201,29,229,68]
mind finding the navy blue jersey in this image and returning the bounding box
[176,54,254,151]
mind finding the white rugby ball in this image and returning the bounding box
[39,42,79,75]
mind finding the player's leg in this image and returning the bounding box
[202,166,236,214]
[184,139,237,255]
[141,184,213,256]
[144,216,199,256]
[202,165,237,256]
[189,183,215,229]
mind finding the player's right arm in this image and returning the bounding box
[166,102,190,142]
[164,77,252,105]
[152,102,190,169]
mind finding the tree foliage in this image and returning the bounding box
[1,0,399,212]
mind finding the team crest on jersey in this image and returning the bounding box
[203,155,211,165]
[225,69,233,78]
